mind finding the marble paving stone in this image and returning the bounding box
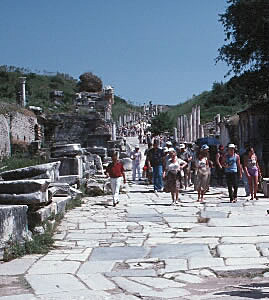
[136,287,190,298]
[130,276,186,288]
[66,253,91,261]
[208,216,269,227]
[174,272,204,283]
[38,289,110,300]
[0,258,37,275]
[188,257,225,269]
[78,222,105,229]
[217,244,260,258]
[26,274,87,295]
[105,269,156,277]
[77,260,116,274]
[112,277,153,295]
[39,254,68,261]
[200,210,228,218]
[225,257,269,265]
[164,216,197,223]
[150,244,212,259]
[211,264,268,273]
[66,233,112,240]
[0,295,38,300]
[89,246,148,261]
[163,258,188,272]
[221,236,269,244]
[27,260,80,275]
[77,273,116,290]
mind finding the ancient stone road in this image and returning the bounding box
[2,139,269,299]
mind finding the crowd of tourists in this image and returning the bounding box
[105,134,262,207]
[129,139,262,205]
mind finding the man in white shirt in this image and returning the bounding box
[130,145,142,181]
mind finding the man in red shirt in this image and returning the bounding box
[106,152,126,206]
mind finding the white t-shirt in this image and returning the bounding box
[131,151,142,165]
[167,158,185,177]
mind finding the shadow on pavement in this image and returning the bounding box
[215,283,269,299]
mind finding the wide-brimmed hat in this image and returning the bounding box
[166,141,172,145]
[179,144,185,149]
[163,147,169,153]
[135,145,139,149]
[228,143,236,148]
[168,148,176,152]
[201,144,209,150]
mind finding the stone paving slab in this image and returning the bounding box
[27,260,80,275]
[217,244,260,258]
[0,257,38,275]
[150,244,212,259]
[89,246,149,261]
[25,274,87,295]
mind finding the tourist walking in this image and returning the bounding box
[163,149,187,204]
[195,148,211,202]
[178,144,192,189]
[224,144,242,203]
[147,139,164,192]
[243,146,261,200]
[215,144,226,186]
[240,144,250,197]
[130,145,142,181]
[106,152,126,207]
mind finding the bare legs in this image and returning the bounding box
[171,190,179,205]
[197,188,205,202]
[248,175,259,200]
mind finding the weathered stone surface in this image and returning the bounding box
[0,179,50,194]
[57,175,80,186]
[0,192,49,205]
[208,216,269,227]
[0,257,37,275]
[163,259,188,272]
[150,244,211,259]
[78,261,115,274]
[51,156,83,178]
[225,257,269,266]
[89,246,148,261]
[174,272,203,283]
[0,162,60,182]
[188,257,225,269]
[217,244,260,258]
[77,273,116,290]
[85,180,104,196]
[26,274,86,295]
[27,260,80,275]
[50,144,83,158]
[0,205,30,244]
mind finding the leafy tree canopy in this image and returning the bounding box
[77,72,102,93]
[150,112,174,136]
[217,0,269,74]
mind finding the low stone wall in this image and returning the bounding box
[0,111,37,158]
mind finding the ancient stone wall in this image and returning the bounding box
[10,112,37,143]
[0,111,37,158]
[0,115,11,158]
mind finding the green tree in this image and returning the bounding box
[217,0,269,74]
[150,112,173,136]
[77,72,102,92]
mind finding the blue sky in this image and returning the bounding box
[0,0,229,105]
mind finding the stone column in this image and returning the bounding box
[196,105,200,139]
[173,127,178,142]
[177,117,181,141]
[180,115,184,141]
[19,77,26,107]
[192,106,197,141]
[112,122,117,140]
[185,115,189,142]
[216,113,221,135]
[199,124,204,138]
[188,113,192,142]
[118,115,122,127]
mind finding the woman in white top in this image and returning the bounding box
[195,151,210,202]
[163,149,187,205]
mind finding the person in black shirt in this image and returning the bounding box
[147,139,164,192]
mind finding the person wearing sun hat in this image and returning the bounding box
[130,145,142,181]
[224,143,242,203]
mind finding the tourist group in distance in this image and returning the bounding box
[129,136,261,206]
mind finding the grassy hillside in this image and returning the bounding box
[0,66,140,117]
[167,82,249,126]
[112,96,141,121]
[0,65,77,113]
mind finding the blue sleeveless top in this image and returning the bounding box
[225,154,238,173]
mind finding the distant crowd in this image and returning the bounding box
[130,136,261,205]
